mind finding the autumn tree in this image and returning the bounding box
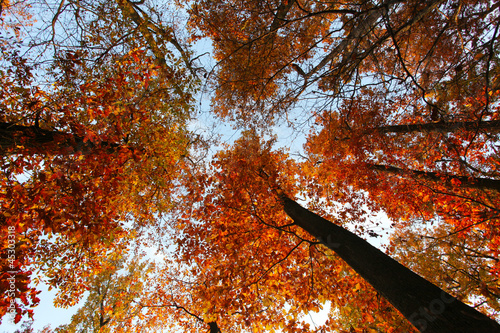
[53,256,155,333]
[186,0,500,215]
[183,0,500,330]
[0,0,200,323]
[171,132,500,332]
[2,0,499,331]
[388,220,500,318]
[43,252,231,333]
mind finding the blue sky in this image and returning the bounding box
[0,283,83,332]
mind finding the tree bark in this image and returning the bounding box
[376,120,500,134]
[368,163,500,193]
[269,0,296,32]
[280,195,500,332]
[208,321,221,333]
[0,122,119,155]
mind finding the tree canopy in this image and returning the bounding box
[1,0,500,332]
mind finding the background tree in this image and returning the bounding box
[0,0,200,322]
[388,220,500,318]
[47,252,230,333]
[54,256,156,333]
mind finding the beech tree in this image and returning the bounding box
[175,132,500,332]
[2,0,500,332]
[53,257,155,333]
[388,221,500,317]
[179,0,500,330]
[0,0,199,322]
[47,253,227,333]
[187,0,500,241]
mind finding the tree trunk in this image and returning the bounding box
[368,163,500,193]
[208,322,221,333]
[269,0,296,32]
[280,195,500,332]
[0,122,118,155]
[376,120,500,134]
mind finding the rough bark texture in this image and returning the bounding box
[281,195,500,332]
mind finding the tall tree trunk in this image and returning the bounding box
[368,163,500,192]
[280,195,500,332]
[0,122,119,155]
[376,120,500,134]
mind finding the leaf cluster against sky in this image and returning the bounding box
[1,1,500,332]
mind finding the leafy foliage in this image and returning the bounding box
[184,0,500,329]
[173,132,415,332]
[54,257,155,333]
[1,0,500,331]
[0,0,198,323]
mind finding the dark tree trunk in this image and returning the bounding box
[376,120,500,134]
[0,122,119,155]
[368,163,500,192]
[208,321,221,333]
[280,195,500,332]
[269,0,296,32]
